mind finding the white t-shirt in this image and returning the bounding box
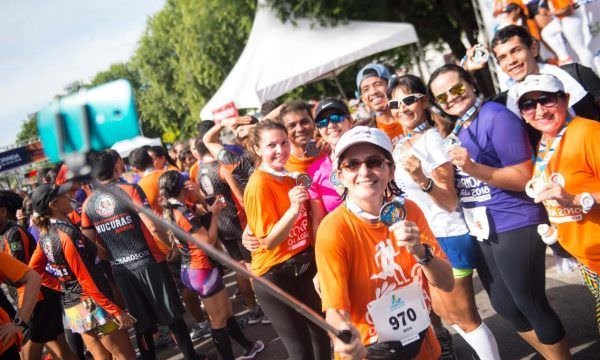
[393,128,469,238]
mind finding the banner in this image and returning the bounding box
[0,141,47,173]
[212,101,239,123]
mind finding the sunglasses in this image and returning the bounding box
[388,94,425,109]
[518,93,561,115]
[339,156,390,172]
[316,114,347,128]
[434,83,466,105]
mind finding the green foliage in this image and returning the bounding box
[133,0,255,141]
[16,114,38,144]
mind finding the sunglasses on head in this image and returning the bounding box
[518,93,561,115]
[339,156,390,172]
[388,93,425,109]
[316,113,347,128]
[434,83,466,105]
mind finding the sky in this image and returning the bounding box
[0,0,166,149]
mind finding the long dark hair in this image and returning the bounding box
[158,170,186,223]
[150,145,178,169]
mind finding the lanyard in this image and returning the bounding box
[345,198,381,221]
[259,165,312,187]
[450,98,482,137]
[396,122,429,146]
[532,117,571,179]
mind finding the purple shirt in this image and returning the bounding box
[307,154,343,213]
[456,101,546,233]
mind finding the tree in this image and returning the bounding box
[16,114,38,144]
[132,0,255,141]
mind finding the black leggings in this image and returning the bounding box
[476,225,565,344]
[254,259,331,360]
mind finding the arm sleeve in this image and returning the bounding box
[315,216,351,312]
[60,233,122,317]
[489,108,533,167]
[80,199,94,230]
[0,252,30,284]
[130,184,151,208]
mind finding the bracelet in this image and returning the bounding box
[420,178,434,193]
[415,244,434,265]
[13,316,29,330]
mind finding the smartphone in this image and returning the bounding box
[37,79,141,163]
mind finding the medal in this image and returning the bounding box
[525,178,542,199]
[379,198,407,226]
[548,173,565,187]
[443,133,461,151]
[296,173,312,188]
[305,140,320,158]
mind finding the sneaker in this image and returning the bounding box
[190,321,211,341]
[236,340,265,360]
[436,327,456,360]
[155,331,174,349]
[261,313,271,325]
[246,307,263,325]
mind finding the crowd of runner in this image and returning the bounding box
[1,19,599,360]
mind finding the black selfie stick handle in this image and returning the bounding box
[338,329,353,344]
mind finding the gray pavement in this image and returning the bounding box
[161,251,599,359]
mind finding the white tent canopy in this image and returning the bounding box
[111,135,162,158]
[200,2,419,120]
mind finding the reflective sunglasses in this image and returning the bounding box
[339,156,390,172]
[316,113,347,129]
[518,93,561,116]
[388,93,425,109]
[434,83,466,105]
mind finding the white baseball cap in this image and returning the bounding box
[514,74,565,102]
[333,126,393,168]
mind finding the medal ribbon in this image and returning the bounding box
[450,98,482,137]
[532,117,572,181]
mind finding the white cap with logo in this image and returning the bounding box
[333,126,393,168]
[514,74,565,102]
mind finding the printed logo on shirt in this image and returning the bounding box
[94,194,116,217]
[456,172,491,203]
[287,205,309,250]
[544,199,583,223]
[94,214,134,234]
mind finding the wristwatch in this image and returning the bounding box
[579,192,596,214]
[13,316,30,330]
[415,243,434,265]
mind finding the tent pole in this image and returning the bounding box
[415,41,427,80]
[331,72,348,101]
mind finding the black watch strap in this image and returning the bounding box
[416,243,434,265]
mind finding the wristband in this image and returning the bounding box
[13,316,30,330]
[415,244,434,265]
[420,178,434,193]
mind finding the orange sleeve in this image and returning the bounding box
[243,173,280,238]
[60,233,122,317]
[190,163,199,183]
[0,252,30,284]
[28,243,61,292]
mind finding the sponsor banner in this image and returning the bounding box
[0,141,47,173]
[212,101,239,123]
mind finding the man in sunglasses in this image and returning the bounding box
[356,63,404,144]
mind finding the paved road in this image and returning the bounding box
[161,251,600,359]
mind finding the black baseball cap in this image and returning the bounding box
[31,182,74,214]
[314,98,350,122]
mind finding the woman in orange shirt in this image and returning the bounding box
[316,126,454,360]
[243,119,331,360]
[0,252,40,360]
[516,74,600,331]
[159,170,263,360]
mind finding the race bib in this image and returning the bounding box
[463,206,490,241]
[367,282,430,345]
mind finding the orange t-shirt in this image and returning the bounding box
[172,204,213,270]
[376,114,404,145]
[189,163,200,184]
[244,169,312,276]
[285,151,324,174]
[542,117,600,273]
[316,200,445,359]
[137,169,171,255]
[0,252,29,354]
